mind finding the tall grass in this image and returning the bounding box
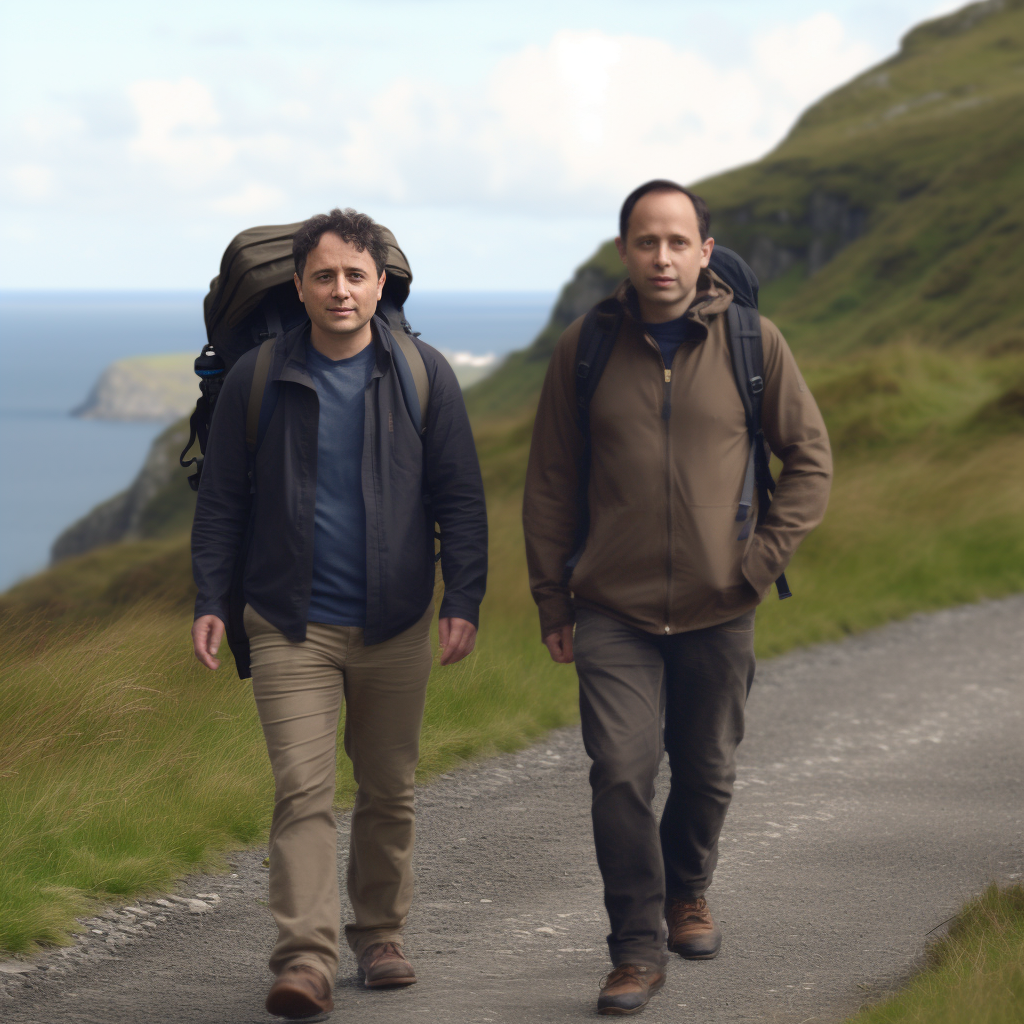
[0,586,576,955]
[0,610,270,953]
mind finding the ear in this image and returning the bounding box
[700,237,715,269]
[614,236,627,264]
[376,269,386,302]
[293,271,304,303]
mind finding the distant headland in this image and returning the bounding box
[73,353,199,421]
[73,348,498,423]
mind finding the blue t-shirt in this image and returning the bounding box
[644,314,699,368]
[305,341,376,626]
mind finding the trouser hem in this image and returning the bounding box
[665,887,707,902]
[348,930,405,959]
[275,955,335,988]
[609,949,669,970]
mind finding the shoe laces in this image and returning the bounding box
[669,896,710,924]
[600,963,651,991]
[366,941,404,966]
[283,965,329,996]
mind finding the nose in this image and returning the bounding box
[654,242,671,266]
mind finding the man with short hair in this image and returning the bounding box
[191,208,487,1018]
[523,181,831,1014]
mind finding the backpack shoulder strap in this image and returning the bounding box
[574,302,623,425]
[564,302,624,582]
[246,335,277,455]
[725,305,791,600]
[726,304,764,429]
[390,327,430,434]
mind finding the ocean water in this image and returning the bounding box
[0,290,554,591]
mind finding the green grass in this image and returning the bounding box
[844,884,1024,1024]
[0,529,577,956]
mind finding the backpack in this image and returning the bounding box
[569,246,791,599]
[180,221,429,491]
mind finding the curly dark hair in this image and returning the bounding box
[619,179,711,242]
[293,208,390,280]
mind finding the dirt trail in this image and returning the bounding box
[3,598,1023,1023]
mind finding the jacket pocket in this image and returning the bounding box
[740,535,776,598]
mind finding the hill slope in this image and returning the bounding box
[468,0,1024,417]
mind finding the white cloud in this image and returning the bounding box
[27,14,877,220]
[0,12,886,287]
[127,77,235,183]
[927,1,967,16]
[8,163,55,200]
[209,181,285,215]
[295,16,878,212]
[754,13,875,108]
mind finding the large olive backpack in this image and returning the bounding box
[180,221,428,489]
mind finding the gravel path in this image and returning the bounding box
[3,598,1023,1023]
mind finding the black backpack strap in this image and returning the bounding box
[564,302,623,581]
[726,304,791,600]
[180,343,227,492]
[390,327,430,435]
[376,300,431,435]
[245,335,277,455]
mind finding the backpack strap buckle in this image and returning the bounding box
[749,375,764,394]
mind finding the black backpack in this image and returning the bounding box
[180,221,429,491]
[569,246,791,599]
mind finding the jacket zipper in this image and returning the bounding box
[663,365,673,634]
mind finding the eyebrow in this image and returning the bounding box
[635,231,692,241]
[309,263,371,274]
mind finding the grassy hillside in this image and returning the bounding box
[470,0,1024,412]
[2,0,1023,956]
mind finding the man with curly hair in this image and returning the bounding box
[191,208,487,1018]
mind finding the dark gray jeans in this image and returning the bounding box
[574,607,756,968]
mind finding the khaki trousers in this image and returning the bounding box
[244,603,433,984]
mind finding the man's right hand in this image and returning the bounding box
[543,624,574,664]
[192,615,226,670]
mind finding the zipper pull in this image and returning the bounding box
[664,368,672,383]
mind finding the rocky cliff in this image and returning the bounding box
[51,418,196,562]
[74,353,199,421]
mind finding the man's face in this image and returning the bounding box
[615,190,714,321]
[294,231,385,338]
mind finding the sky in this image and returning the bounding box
[0,0,963,292]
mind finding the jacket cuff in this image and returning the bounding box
[194,598,228,623]
[741,536,783,597]
[538,596,575,640]
[437,597,479,629]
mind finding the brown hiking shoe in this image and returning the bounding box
[596,963,666,1015]
[666,896,722,960]
[357,941,417,988]
[265,964,334,1019]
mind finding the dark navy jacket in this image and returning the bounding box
[191,315,488,678]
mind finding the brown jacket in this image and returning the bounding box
[523,272,832,639]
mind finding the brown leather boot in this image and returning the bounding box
[265,964,334,1019]
[596,963,666,1015]
[357,941,417,988]
[666,896,722,960]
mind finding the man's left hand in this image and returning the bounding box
[438,617,477,666]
